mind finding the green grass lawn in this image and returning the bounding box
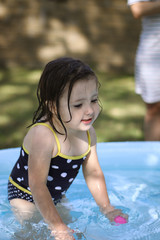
[0,68,145,149]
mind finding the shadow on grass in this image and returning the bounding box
[0,68,39,149]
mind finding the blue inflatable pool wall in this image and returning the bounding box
[0,142,160,174]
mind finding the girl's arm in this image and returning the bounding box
[82,127,128,222]
[129,1,160,19]
[27,125,74,239]
[82,127,113,212]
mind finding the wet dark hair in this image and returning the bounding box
[32,57,99,136]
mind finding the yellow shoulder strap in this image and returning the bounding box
[87,130,91,149]
[25,124,90,157]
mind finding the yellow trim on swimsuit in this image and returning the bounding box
[58,131,91,160]
[23,122,91,160]
[9,176,32,195]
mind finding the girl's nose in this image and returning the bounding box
[85,104,94,115]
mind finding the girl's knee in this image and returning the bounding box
[10,199,39,223]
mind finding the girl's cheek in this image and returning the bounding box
[96,105,101,115]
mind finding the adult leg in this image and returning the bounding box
[144,102,160,141]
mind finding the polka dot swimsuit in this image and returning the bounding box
[8,123,91,204]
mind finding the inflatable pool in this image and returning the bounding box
[0,142,160,240]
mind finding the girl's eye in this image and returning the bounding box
[74,104,82,108]
[91,98,98,103]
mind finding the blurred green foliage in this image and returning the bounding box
[95,72,144,142]
[0,68,145,149]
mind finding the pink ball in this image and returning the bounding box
[114,216,127,225]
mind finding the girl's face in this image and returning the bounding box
[58,77,100,134]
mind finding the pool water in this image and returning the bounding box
[0,142,160,240]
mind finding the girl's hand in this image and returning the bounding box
[51,224,75,240]
[101,205,128,224]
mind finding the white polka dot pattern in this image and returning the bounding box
[69,178,74,182]
[9,146,88,203]
[22,150,25,157]
[52,165,59,169]
[55,186,62,190]
[17,163,20,169]
[48,176,53,181]
[67,159,72,163]
[8,181,33,202]
[61,172,67,178]
[72,165,78,169]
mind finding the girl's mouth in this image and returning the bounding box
[81,118,92,124]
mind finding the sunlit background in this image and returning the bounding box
[0,0,144,149]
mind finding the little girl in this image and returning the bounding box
[8,57,127,240]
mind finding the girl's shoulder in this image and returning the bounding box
[23,122,58,157]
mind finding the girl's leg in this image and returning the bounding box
[10,199,42,224]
